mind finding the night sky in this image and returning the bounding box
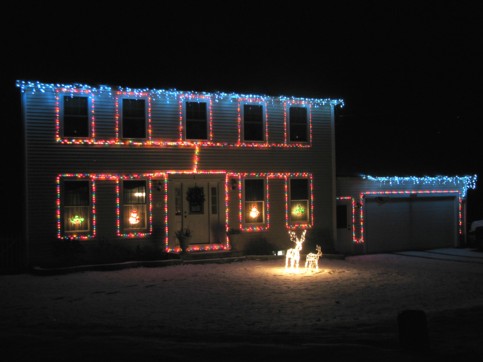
[2,2,482,222]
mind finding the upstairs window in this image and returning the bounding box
[290,178,309,224]
[63,96,89,137]
[243,104,264,141]
[122,99,146,139]
[63,180,90,233]
[289,106,308,142]
[122,180,147,231]
[185,101,208,140]
[244,179,265,224]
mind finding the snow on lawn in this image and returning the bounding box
[1,253,483,336]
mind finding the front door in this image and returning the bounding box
[168,175,225,250]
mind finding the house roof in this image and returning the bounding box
[360,174,478,197]
[16,80,345,108]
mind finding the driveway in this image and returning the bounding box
[395,247,483,264]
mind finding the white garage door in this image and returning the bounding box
[365,196,457,253]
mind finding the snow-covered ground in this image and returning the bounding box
[1,249,483,361]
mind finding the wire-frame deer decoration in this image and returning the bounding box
[305,245,323,272]
[285,230,306,271]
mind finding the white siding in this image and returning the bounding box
[21,86,336,263]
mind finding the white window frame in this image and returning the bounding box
[122,179,148,232]
[184,99,209,141]
[241,102,266,142]
[120,96,148,140]
[288,104,310,144]
[60,94,92,138]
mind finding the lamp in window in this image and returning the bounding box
[129,209,140,225]
[249,205,261,219]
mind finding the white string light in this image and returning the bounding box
[285,229,306,272]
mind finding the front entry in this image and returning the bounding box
[168,175,225,250]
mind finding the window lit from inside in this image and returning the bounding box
[290,179,309,223]
[122,99,146,138]
[63,96,89,137]
[244,179,265,223]
[123,180,147,230]
[289,106,308,142]
[63,181,90,233]
[185,101,207,140]
[243,104,264,141]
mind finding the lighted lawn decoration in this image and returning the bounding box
[285,229,306,271]
[305,245,322,272]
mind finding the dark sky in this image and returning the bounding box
[2,1,482,218]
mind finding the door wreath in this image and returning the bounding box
[186,185,205,213]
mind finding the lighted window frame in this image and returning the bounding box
[285,175,313,229]
[120,97,148,139]
[238,99,268,144]
[57,177,96,240]
[185,101,208,140]
[121,180,148,232]
[61,95,90,138]
[180,95,213,141]
[56,89,94,142]
[242,178,268,230]
[288,105,310,143]
[284,101,312,145]
[288,178,310,224]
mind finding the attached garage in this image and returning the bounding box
[336,175,477,254]
[364,195,457,253]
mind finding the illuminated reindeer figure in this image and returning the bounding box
[285,230,306,271]
[305,245,323,272]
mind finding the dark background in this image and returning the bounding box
[2,1,482,226]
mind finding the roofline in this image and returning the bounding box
[16,80,345,107]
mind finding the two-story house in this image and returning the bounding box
[15,80,477,268]
[17,80,343,265]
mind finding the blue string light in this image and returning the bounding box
[16,80,344,108]
[361,175,478,197]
